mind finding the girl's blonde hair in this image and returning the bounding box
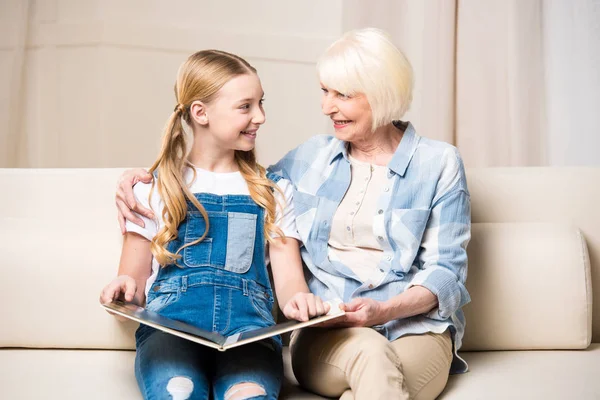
[148,50,284,267]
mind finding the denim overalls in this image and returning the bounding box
[134,172,283,400]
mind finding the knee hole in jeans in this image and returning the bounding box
[224,382,267,400]
[166,376,194,400]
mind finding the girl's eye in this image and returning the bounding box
[321,88,328,94]
[240,104,250,110]
[338,93,350,99]
[259,99,265,106]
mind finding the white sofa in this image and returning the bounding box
[1,167,599,399]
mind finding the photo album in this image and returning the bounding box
[103,299,345,351]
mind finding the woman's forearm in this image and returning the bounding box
[381,285,438,322]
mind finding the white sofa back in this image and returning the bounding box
[0,168,597,351]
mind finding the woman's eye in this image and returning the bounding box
[338,93,350,99]
[321,88,328,94]
[259,99,265,106]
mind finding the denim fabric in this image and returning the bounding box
[134,172,284,399]
[135,331,282,400]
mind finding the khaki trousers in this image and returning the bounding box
[290,327,453,400]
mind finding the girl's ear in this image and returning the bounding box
[189,100,208,126]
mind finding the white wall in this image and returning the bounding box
[0,0,343,168]
[543,0,600,166]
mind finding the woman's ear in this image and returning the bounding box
[189,100,208,126]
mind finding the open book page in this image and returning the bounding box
[223,300,345,349]
[103,301,226,350]
[102,299,345,351]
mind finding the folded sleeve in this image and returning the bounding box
[124,182,159,241]
[407,149,471,320]
[272,178,301,241]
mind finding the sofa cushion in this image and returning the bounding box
[462,223,592,351]
[440,343,600,399]
[0,215,135,349]
[0,348,327,400]
[467,167,600,343]
[1,346,598,400]
[0,169,136,349]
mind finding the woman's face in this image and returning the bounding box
[320,83,373,142]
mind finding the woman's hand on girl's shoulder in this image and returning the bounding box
[116,168,154,234]
[282,292,331,322]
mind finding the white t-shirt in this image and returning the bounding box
[125,167,301,295]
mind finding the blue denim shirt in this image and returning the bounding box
[269,122,471,373]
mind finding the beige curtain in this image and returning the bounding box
[1,0,30,168]
[1,0,597,168]
[455,0,546,167]
[344,0,547,167]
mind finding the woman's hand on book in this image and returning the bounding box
[282,292,331,322]
[99,275,138,321]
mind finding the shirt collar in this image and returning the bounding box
[328,138,350,165]
[327,121,420,177]
[387,121,420,177]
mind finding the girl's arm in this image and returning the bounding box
[100,232,153,308]
[269,237,330,321]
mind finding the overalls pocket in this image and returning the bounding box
[225,212,257,273]
[183,211,220,267]
[145,283,179,313]
[250,290,276,323]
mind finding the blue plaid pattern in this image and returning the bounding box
[269,122,471,373]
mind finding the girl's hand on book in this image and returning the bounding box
[99,275,138,321]
[283,292,331,322]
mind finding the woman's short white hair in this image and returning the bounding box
[317,28,414,131]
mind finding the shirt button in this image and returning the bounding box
[355,201,360,205]
[379,268,384,273]
[384,187,390,192]
[378,209,383,214]
[346,226,351,231]
[350,211,355,215]
[322,221,328,227]
[364,177,369,181]
[378,236,384,241]
[368,284,374,289]
[153,285,161,292]
[386,255,392,261]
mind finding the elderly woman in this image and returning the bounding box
[116,28,470,400]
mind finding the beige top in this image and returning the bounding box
[328,154,388,282]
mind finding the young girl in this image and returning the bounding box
[99,50,329,400]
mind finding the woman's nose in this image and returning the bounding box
[321,95,337,115]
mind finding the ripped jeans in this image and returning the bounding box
[135,328,282,400]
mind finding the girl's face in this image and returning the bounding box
[203,73,266,152]
[320,83,373,143]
